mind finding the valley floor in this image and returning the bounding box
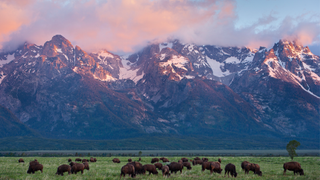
[0,156,319,179]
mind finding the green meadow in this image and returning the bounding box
[0,156,319,179]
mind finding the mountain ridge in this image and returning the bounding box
[0,35,319,149]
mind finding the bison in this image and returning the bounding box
[162,165,171,177]
[192,159,203,166]
[70,162,85,174]
[283,162,304,176]
[151,158,159,163]
[202,157,209,162]
[202,161,212,172]
[160,157,169,162]
[241,161,250,171]
[178,160,192,170]
[142,164,158,175]
[128,158,132,162]
[127,161,144,174]
[68,158,72,162]
[90,157,96,162]
[183,162,192,170]
[154,163,163,170]
[168,162,184,174]
[18,158,24,163]
[112,158,121,163]
[210,162,223,174]
[181,158,188,162]
[83,162,90,171]
[120,164,136,178]
[82,159,88,163]
[138,158,141,161]
[194,157,201,160]
[56,164,71,176]
[27,160,43,174]
[225,163,237,178]
[75,158,82,162]
[243,162,262,176]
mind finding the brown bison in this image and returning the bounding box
[210,162,223,174]
[138,158,141,161]
[225,163,237,177]
[243,162,262,176]
[182,162,192,170]
[241,161,250,171]
[194,157,201,160]
[128,158,132,162]
[168,162,184,174]
[154,163,163,170]
[90,157,96,162]
[160,157,169,162]
[18,158,24,163]
[162,165,171,177]
[142,164,158,175]
[181,158,188,162]
[120,164,136,178]
[68,158,72,162]
[202,161,212,172]
[202,157,209,162]
[151,158,159,163]
[283,162,304,175]
[82,159,88,163]
[69,162,85,174]
[27,160,43,174]
[75,158,82,162]
[218,158,221,163]
[127,161,144,174]
[192,159,203,166]
[112,158,121,163]
[56,164,71,176]
[83,162,90,171]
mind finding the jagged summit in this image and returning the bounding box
[0,35,318,145]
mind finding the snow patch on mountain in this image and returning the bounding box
[0,71,5,84]
[119,55,144,83]
[242,55,254,63]
[96,51,114,61]
[225,57,241,64]
[0,54,15,68]
[159,55,188,71]
[206,56,231,77]
[159,42,173,52]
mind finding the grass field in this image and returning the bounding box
[0,156,319,179]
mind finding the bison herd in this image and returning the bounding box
[18,157,305,178]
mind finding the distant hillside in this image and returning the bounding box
[0,135,318,151]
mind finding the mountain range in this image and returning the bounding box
[0,35,319,150]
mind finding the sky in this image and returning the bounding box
[0,0,319,55]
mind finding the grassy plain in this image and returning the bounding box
[0,156,319,179]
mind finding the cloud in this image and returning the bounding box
[0,0,319,55]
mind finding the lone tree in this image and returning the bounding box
[286,140,300,160]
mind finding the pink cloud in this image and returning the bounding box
[0,0,319,54]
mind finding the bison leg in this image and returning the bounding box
[283,169,286,175]
[81,170,83,174]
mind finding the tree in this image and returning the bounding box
[286,140,300,160]
[138,151,142,157]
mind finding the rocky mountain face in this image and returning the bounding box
[0,35,319,145]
